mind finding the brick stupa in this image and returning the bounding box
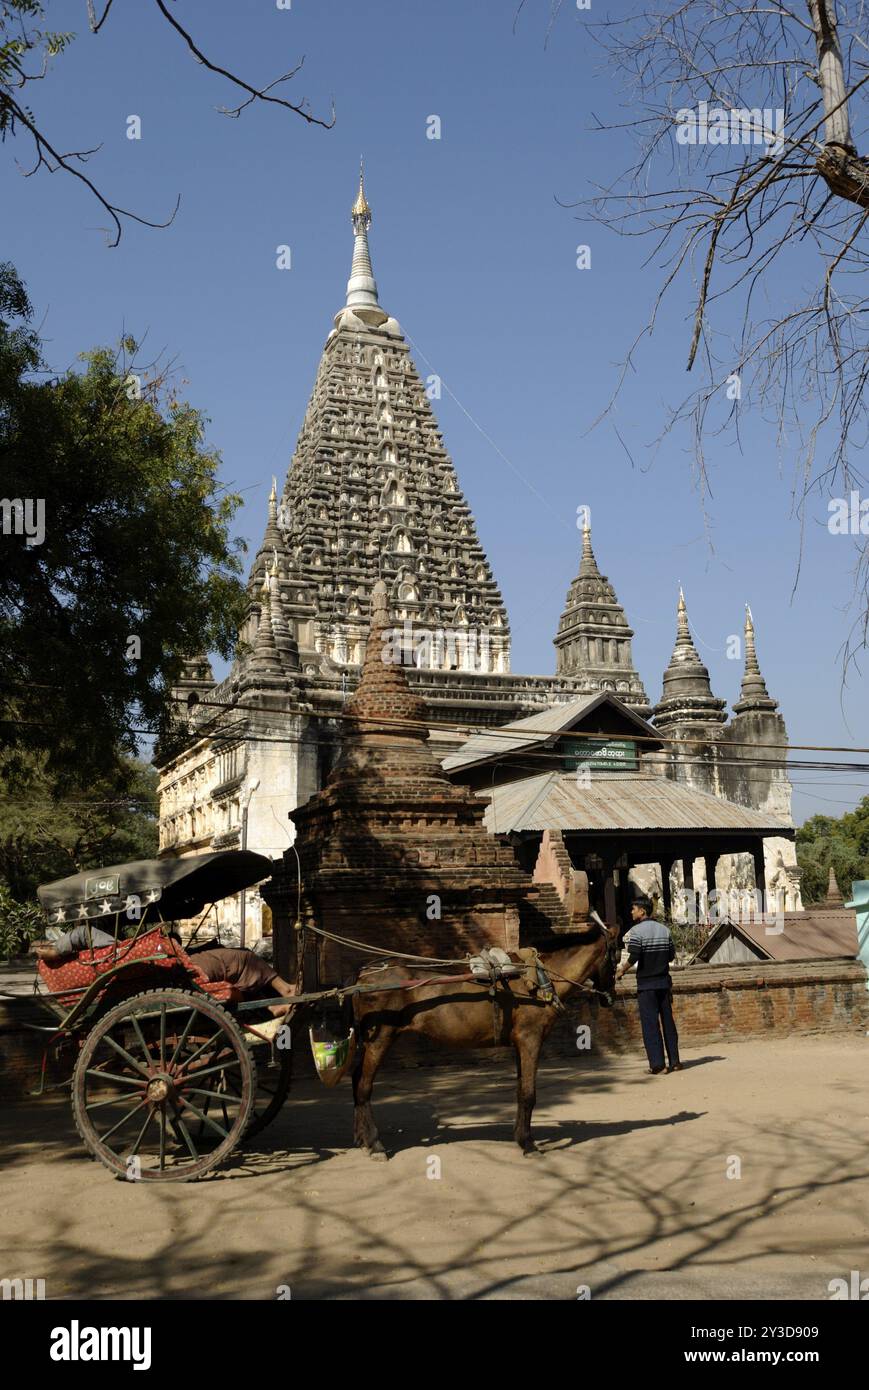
[263,582,536,985]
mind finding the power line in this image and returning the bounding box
[7,679,869,758]
[5,713,869,780]
[177,692,869,758]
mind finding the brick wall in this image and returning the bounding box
[551,956,869,1059]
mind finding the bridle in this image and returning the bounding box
[592,912,621,1007]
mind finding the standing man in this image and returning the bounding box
[616,894,683,1075]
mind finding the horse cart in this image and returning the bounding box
[26,849,618,1176]
[29,851,306,1183]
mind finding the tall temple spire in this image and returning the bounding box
[654,588,726,734]
[256,164,510,678]
[733,604,777,713]
[339,159,388,328]
[553,519,650,715]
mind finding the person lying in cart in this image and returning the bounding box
[32,928,297,1019]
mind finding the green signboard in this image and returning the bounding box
[562,737,638,772]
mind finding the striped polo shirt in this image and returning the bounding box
[626,918,676,991]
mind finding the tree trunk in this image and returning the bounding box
[808,0,869,206]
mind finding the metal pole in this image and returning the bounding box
[239,778,260,948]
[239,816,248,949]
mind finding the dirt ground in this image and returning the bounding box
[1,1033,867,1301]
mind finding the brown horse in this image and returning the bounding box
[350,923,618,1158]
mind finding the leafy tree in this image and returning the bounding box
[1,1,332,244]
[0,882,42,958]
[0,753,158,903]
[0,262,247,785]
[796,795,869,903]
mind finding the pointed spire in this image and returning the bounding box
[825,864,844,905]
[670,587,698,662]
[351,158,371,229]
[733,604,777,712]
[266,550,300,671]
[251,477,287,587]
[248,570,282,675]
[339,159,387,327]
[553,516,650,715]
[654,588,727,732]
[578,516,602,580]
[346,580,428,731]
[257,169,509,679]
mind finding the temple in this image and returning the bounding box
[156,169,802,938]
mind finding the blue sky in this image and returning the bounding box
[2,1,867,823]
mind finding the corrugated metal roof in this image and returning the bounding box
[480,772,794,835]
[442,692,655,773]
[694,913,858,963]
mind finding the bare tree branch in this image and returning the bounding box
[1,0,333,242]
[553,0,869,667]
[151,0,335,129]
[7,89,180,246]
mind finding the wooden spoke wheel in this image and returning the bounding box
[242,1043,292,1142]
[232,1010,297,1142]
[72,989,256,1182]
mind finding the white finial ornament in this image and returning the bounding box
[337,160,388,329]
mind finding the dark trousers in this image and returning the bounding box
[637,986,680,1070]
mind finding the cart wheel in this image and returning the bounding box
[243,1045,292,1142]
[71,988,257,1182]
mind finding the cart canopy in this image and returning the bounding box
[37,850,274,925]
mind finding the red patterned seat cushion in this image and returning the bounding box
[37,928,237,1008]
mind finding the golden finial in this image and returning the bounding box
[352,158,371,223]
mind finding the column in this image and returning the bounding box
[703,853,718,925]
[752,843,766,896]
[659,858,674,920]
[616,868,633,932]
[603,859,618,930]
[704,854,717,893]
[682,854,696,926]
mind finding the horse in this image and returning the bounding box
[349,922,619,1158]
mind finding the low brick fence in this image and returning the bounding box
[554,956,869,1059]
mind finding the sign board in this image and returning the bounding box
[85,873,120,900]
[563,737,638,772]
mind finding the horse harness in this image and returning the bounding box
[467,947,564,1043]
